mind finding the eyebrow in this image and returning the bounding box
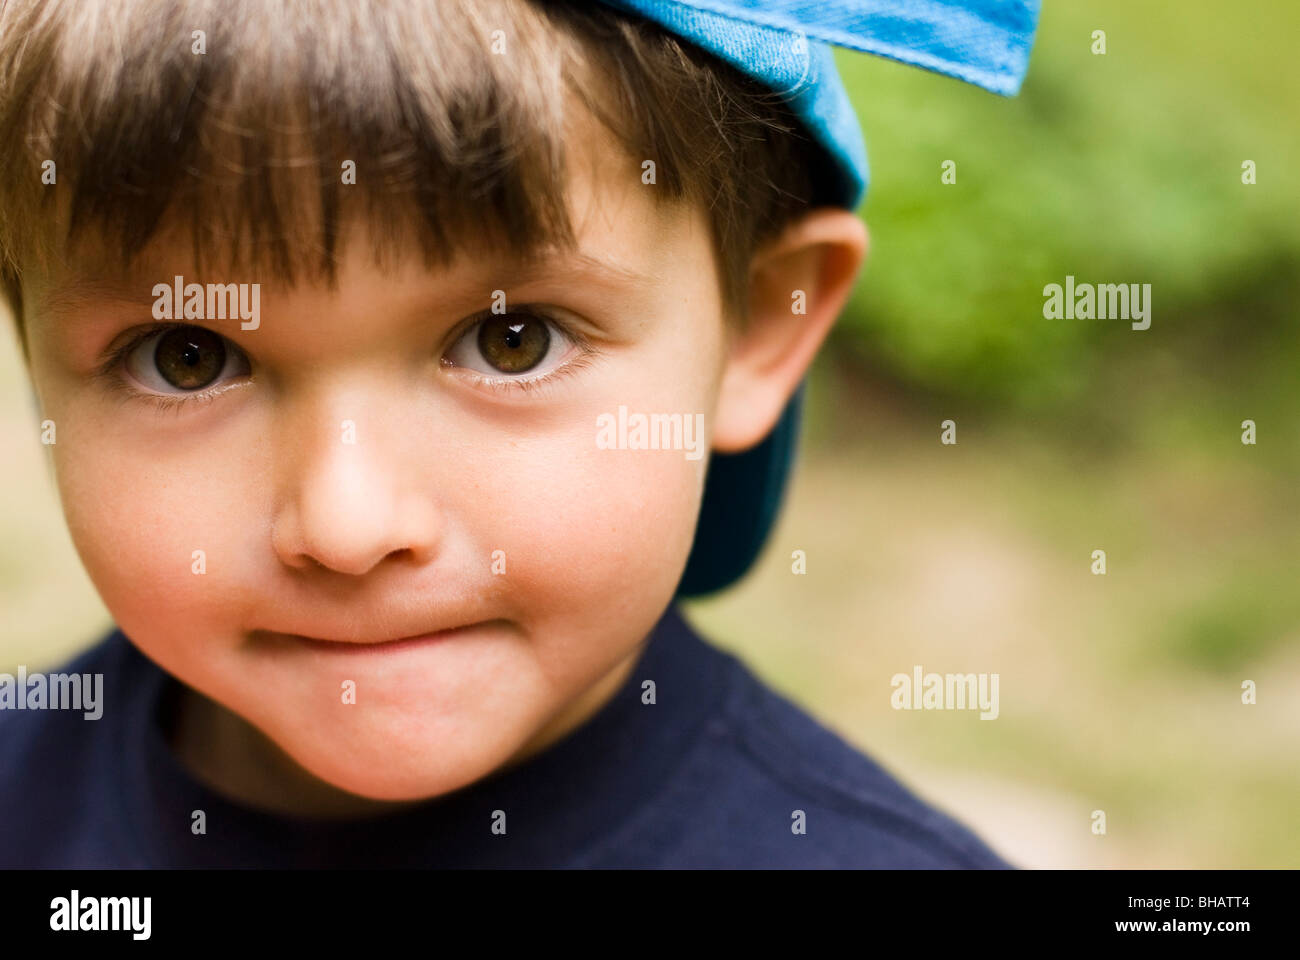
[507,250,663,291]
[36,276,157,320]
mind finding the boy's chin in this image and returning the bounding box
[261,710,534,808]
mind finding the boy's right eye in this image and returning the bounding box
[121,324,251,394]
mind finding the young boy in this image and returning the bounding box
[0,0,1038,867]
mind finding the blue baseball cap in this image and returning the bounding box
[590,0,1042,596]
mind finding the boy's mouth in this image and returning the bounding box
[250,621,498,654]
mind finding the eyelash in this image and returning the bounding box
[446,350,597,398]
[93,310,598,415]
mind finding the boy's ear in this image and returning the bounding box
[712,207,868,453]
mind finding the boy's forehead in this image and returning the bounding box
[28,94,702,320]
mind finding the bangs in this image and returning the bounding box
[0,0,599,291]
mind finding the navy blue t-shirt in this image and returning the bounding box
[0,604,1011,868]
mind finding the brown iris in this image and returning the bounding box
[477,314,549,374]
[154,326,226,390]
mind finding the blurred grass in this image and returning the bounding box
[832,0,1300,423]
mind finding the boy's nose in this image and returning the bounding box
[269,405,443,577]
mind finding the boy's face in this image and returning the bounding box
[21,107,730,806]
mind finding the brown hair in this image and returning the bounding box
[0,0,821,352]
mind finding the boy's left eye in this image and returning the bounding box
[444,310,576,380]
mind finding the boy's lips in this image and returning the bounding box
[251,620,501,653]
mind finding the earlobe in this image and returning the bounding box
[712,208,868,454]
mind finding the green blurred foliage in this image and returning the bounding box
[831,0,1300,422]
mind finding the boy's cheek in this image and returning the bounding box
[46,411,258,646]
[479,426,707,615]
